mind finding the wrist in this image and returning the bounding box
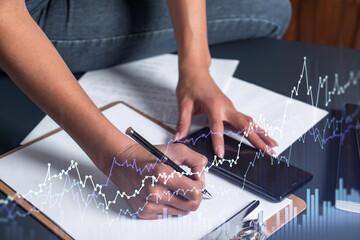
[178,56,211,84]
[92,125,134,175]
[179,55,211,72]
[178,45,211,71]
[177,64,216,92]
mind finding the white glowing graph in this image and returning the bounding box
[0,57,359,239]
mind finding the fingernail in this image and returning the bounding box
[267,148,276,156]
[216,145,224,158]
[174,132,180,141]
[201,172,205,182]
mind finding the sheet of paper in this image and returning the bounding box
[1,103,291,240]
[224,77,329,156]
[21,54,238,145]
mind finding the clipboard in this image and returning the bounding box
[0,101,306,239]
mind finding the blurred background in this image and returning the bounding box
[284,0,360,49]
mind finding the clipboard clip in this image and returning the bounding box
[201,200,268,240]
[231,210,268,240]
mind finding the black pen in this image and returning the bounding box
[125,127,212,199]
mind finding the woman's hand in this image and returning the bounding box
[109,142,207,219]
[175,66,278,158]
[167,0,277,157]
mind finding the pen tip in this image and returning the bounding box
[125,127,134,135]
[203,189,213,199]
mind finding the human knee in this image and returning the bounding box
[252,0,292,38]
[206,0,292,42]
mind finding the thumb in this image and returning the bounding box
[180,147,207,182]
[168,144,207,182]
[175,101,193,141]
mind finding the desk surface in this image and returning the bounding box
[1,38,360,239]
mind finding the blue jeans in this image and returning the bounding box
[25,0,291,73]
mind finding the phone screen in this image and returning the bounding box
[180,127,313,201]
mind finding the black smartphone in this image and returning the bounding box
[179,127,313,201]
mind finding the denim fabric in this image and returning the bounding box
[24,0,291,73]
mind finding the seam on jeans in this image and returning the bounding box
[210,16,281,26]
[50,28,175,43]
[49,17,281,43]
[209,16,282,34]
[27,0,49,16]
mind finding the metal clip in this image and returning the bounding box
[233,210,268,240]
[201,201,268,240]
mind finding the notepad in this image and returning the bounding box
[1,103,291,240]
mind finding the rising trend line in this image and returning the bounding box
[1,57,360,223]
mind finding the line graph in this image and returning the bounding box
[1,56,360,224]
[0,160,204,225]
[241,56,359,141]
[1,114,359,224]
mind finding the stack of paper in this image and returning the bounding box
[21,54,328,157]
[21,54,238,144]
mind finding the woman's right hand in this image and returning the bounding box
[109,142,207,219]
[0,1,208,220]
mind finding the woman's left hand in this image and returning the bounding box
[174,66,278,158]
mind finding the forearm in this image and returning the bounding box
[0,4,131,170]
[167,0,211,70]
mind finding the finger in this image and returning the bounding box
[256,126,278,148]
[143,202,189,215]
[227,112,275,155]
[165,144,208,181]
[175,99,193,140]
[139,203,190,219]
[158,167,205,201]
[208,112,225,158]
[136,212,159,220]
[147,186,200,212]
[246,131,275,155]
[153,145,206,201]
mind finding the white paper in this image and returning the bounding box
[21,54,238,145]
[1,103,291,240]
[224,77,328,156]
